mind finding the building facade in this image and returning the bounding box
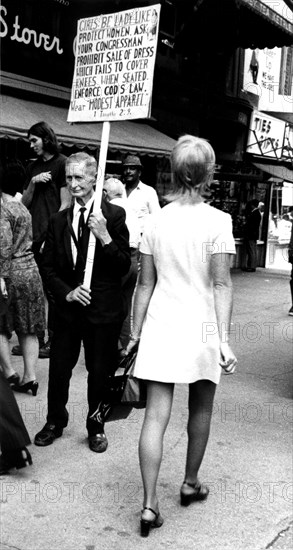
[1,0,293,267]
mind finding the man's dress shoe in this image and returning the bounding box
[34,424,63,446]
[88,433,108,453]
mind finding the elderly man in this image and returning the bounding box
[103,177,140,349]
[34,153,131,453]
[122,154,160,238]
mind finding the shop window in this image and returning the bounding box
[209,180,243,237]
[269,182,293,244]
[266,182,293,269]
[155,157,172,205]
[209,179,268,239]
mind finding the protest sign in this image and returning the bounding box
[67,4,161,288]
[68,4,161,122]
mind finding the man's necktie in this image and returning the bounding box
[75,207,87,284]
[78,207,86,250]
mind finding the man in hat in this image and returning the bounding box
[122,154,160,238]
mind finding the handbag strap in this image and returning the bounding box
[119,345,138,375]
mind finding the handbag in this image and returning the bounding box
[104,345,147,422]
[120,355,147,408]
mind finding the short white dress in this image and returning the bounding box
[133,201,236,384]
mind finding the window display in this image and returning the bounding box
[209,179,267,239]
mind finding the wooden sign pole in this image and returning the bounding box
[83,121,111,288]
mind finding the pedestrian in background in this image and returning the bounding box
[34,153,130,453]
[0,165,32,475]
[103,177,140,350]
[258,201,265,240]
[122,154,161,240]
[12,121,70,359]
[125,135,237,537]
[243,199,261,272]
[0,160,46,396]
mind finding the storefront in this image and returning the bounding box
[1,0,293,260]
[0,93,175,193]
[209,162,269,268]
[265,180,293,270]
[0,0,175,197]
[247,110,293,269]
[163,0,293,269]
[212,109,293,269]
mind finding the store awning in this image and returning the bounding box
[237,0,293,36]
[0,95,176,158]
[175,0,293,51]
[233,0,293,48]
[252,161,293,182]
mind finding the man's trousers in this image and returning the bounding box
[47,318,120,435]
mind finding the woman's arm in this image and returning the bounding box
[211,253,237,374]
[125,252,156,351]
[0,215,12,278]
[21,178,36,208]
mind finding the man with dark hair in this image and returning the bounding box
[22,121,70,258]
[122,154,160,239]
[34,153,130,453]
[243,199,261,272]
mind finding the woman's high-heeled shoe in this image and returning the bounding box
[0,447,32,475]
[14,447,33,469]
[180,480,209,506]
[6,373,20,388]
[14,380,38,396]
[140,507,164,537]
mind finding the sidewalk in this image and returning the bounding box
[0,268,292,550]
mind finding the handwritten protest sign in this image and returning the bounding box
[68,4,161,122]
[67,5,160,288]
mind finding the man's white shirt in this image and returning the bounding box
[110,197,140,249]
[125,180,160,236]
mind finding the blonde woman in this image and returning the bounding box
[125,135,237,536]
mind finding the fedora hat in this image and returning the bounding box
[122,155,143,168]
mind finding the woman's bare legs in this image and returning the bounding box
[18,334,39,384]
[0,333,17,378]
[182,380,216,492]
[139,381,174,515]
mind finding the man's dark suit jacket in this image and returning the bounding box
[41,199,131,325]
[244,208,261,241]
